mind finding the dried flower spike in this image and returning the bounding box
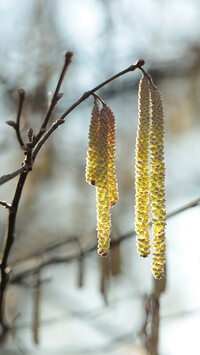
[135,75,151,258]
[96,105,111,256]
[150,85,166,279]
[86,97,100,186]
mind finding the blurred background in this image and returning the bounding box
[0,0,200,354]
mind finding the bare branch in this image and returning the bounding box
[0,163,31,186]
[58,59,144,121]
[0,201,12,211]
[31,51,73,147]
[32,59,145,159]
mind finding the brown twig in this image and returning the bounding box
[32,59,145,159]
[6,89,26,149]
[31,51,73,148]
[0,171,29,331]
[15,89,26,148]
[0,163,31,186]
[58,59,144,121]
[0,201,12,211]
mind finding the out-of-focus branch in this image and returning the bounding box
[33,271,41,345]
[10,196,200,283]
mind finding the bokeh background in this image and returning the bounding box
[0,0,200,354]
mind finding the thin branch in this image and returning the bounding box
[0,168,31,329]
[58,59,145,122]
[0,201,12,211]
[6,89,26,149]
[1,58,145,185]
[0,163,31,186]
[11,235,82,265]
[32,118,65,161]
[32,59,145,159]
[33,271,41,345]
[15,89,26,148]
[31,51,73,148]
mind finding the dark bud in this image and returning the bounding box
[56,93,64,101]
[18,88,26,98]
[6,120,17,129]
[136,59,145,67]
[57,118,65,125]
[27,127,33,138]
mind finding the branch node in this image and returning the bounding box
[135,59,145,68]
[64,51,73,61]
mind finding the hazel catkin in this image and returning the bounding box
[86,97,100,186]
[135,75,151,258]
[150,85,166,279]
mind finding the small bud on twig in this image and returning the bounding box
[135,59,145,68]
[27,128,33,138]
[18,88,26,98]
[6,120,17,129]
[57,118,65,126]
[56,93,64,101]
[64,51,73,61]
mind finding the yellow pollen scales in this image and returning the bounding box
[86,98,118,257]
[150,86,166,279]
[135,75,151,258]
[135,75,166,279]
[86,97,100,186]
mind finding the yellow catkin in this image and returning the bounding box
[135,75,151,258]
[96,105,111,256]
[150,85,166,279]
[103,102,119,207]
[86,97,100,186]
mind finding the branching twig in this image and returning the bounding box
[0,171,29,329]
[6,89,26,149]
[0,201,12,211]
[58,59,145,122]
[15,89,26,148]
[0,163,31,186]
[31,51,73,148]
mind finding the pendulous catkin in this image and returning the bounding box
[135,75,151,258]
[150,85,166,279]
[86,98,118,257]
[135,74,166,279]
[103,103,119,208]
[86,97,100,186]
[96,104,111,256]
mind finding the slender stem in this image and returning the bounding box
[0,201,12,210]
[15,89,26,148]
[0,170,29,329]
[0,163,31,186]
[0,59,145,185]
[32,119,64,161]
[32,60,145,159]
[59,61,143,121]
[31,51,73,148]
